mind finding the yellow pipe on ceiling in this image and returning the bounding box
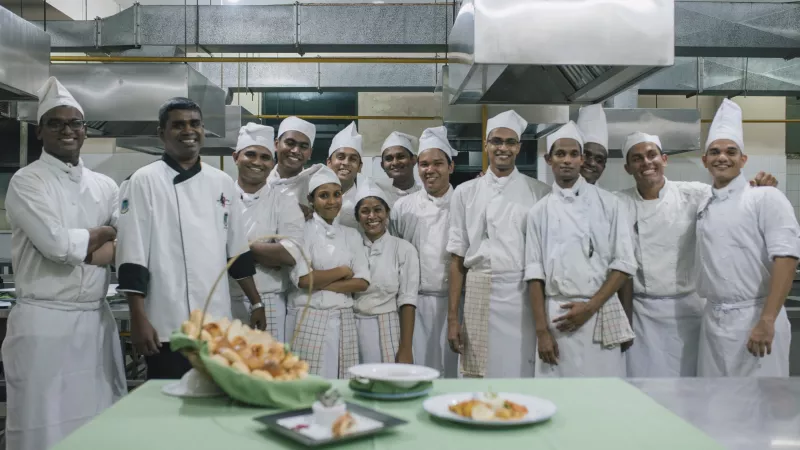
[51,55,452,64]
[255,114,443,121]
[700,119,800,124]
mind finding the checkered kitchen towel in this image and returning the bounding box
[460,271,492,378]
[592,295,635,349]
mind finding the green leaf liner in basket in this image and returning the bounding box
[169,234,331,409]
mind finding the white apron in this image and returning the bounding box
[2,299,126,450]
[626,293,705,377]
[461,271,536,378]
[698,300,791,377]
[231,292,287,343]
[286,307,359,379]
[412,294,459,378]
[356,311,400,364]
[535,297,625,378]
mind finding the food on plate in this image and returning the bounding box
[180,310,309,381]
[448,395,529,421]
[331,412,356,438]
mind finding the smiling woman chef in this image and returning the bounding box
[116,97,264,380]
[287,166,370,378]
[353,181,419,364]
[229,123,305,342]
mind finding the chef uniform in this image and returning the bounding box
[615,132,708,377]
[696,99,799,377]
[375,131,423,208]
[229,123,305,342]
[353,182,420,363]
[328,122,364,230]
[287,167,371,379]
[525,122,636,378]
[447,110,551,378]
[266,116,323,207]
[116,137,255,377]
[2,77,125,450]
[391,127,460,377]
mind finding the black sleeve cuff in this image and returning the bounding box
[228,250,256,280]
[118,263,150,294]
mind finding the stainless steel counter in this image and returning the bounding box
[629,378,800,450]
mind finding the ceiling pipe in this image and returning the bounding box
[51,55,452,64]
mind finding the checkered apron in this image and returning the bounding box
[593,296,635,348]
[232,292,286,342]
[338,308,359,379]
[376,311,401,363]
[460,271,492,378]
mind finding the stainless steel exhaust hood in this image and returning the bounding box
[116,105,258,156]
[0,6,50,101]
[18,63,225,137]
[447,0,675,105]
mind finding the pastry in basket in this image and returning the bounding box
[448,394,529,421]
[181,310,309,381]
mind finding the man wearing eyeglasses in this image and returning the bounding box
[446,110,551,378]
[2,77,126,450]
[266,116,324,220]
[116,97,263,380]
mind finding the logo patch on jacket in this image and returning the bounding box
[217,193,231,208]
[121,199,129,214]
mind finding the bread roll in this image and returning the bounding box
[281,354,299,370]
[331,413,355,438]
[232,361,250,374]
[219,347,244,365]
[251,370,274,380]
[209,354,230,367]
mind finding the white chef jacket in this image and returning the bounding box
[390,187,453,296]
[6,152,118,304]
[696,174,800,303]
[354,233,419,315]
[266,164,323,207]
[616,179,710,296]
[375,178,423,209]
[447,168,551,273]
[524,176,637,296]
[337,184,360,230]
[289,213,371,309]
[116,155,254,341]
[230,183,305,296]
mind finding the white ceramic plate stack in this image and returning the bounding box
[423,392,557,426]
[348,363,440,400]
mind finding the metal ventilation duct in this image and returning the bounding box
[444,104,570,141]
[18,64,225,137]
[0,6,50,101]
[117,105,258,156]
[446,0,674,105]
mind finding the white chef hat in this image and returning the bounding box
[486,110,528,140]
[546,121,584,154]
[576,104,608,150]
[36,77,84,122]
[235,122,275,155]
[418,126,458,159]
[706,98,744,152]
[622,132,663,161]
[277,116,316,146]
[381,131,417,155]
[308,165,341,194]
[328,121,363,157]
[354,179,389,206]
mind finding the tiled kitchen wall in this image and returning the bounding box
[786,157,800,219]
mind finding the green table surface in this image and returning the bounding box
[52,379,722,450]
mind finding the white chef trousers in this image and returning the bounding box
[535,297,625,378]
[231,292,287,343]
[286,307,340,379]
[483,273,536,378]
[2,301,126,450]
[626,292,705,377]
[412,294,459,378]
[698,300,791,377]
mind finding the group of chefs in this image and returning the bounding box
[2,76,798,450]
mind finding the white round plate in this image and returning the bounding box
[353,386,433,400]
[348,363,440,388]
[423,392,556,426]
[161,381,225,398]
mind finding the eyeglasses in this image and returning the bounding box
[44,119,86,132]
[487,137,520,147]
